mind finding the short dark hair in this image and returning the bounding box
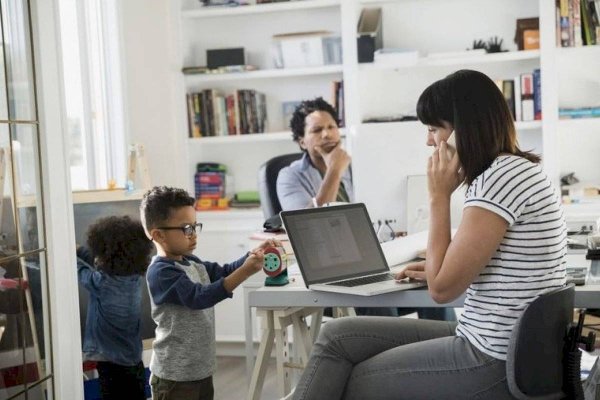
[86,216,153,276]
[140,186,195,236]
[417,69,540,186]
[290,97,339,143]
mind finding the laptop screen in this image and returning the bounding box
[281,203,389,285]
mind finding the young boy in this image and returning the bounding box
[140,186,275,400]
[77,215,154,400]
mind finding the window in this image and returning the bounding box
[58,0,126,191]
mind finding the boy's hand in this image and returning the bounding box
[241,248,265,276]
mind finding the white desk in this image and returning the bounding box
[244,270,600,400]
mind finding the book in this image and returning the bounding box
[513,76,522,121]
[559,107,600,118]
[520,73,535,122]
[502,80,516,121]
[533,69,542,120]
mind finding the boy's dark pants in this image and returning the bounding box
[150,374,214,400]
[96,361,146,400]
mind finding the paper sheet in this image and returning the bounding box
[381,231,429,267]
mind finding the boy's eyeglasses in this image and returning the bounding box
[157,222,203,238]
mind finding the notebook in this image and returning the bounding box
[280,203,426,296]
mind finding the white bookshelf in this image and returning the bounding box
[184,64,343,83]
[182,0,340,18]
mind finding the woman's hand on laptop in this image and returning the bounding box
[395,261,427,281]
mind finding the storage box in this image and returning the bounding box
[272,31,330,68]
[357,8,382,63]
[206,47,245,70]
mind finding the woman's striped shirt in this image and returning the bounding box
[455,154,567,360]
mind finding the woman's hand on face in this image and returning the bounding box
[394,261,427,281]
[428,141,465,200]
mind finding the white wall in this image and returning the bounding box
[119,0,185,188]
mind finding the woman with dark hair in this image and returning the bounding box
[292,70,567,399]
[77,215,154,400]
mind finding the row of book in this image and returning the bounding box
[559,106,600,119]
[186,89,267,137]
[496,69,542,122]
[557,0,600,47]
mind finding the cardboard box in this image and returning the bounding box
[357,8,382,63]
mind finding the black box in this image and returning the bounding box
[357,8,382,63]
[206,47,245,69]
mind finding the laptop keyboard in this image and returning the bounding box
[327,273,395,287]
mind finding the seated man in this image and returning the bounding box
[277,97,351,210]
[277,97,454,321]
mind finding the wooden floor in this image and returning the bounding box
[214,356,298,400]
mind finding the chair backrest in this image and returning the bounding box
[258,153,303,219]
[506,284,575,400]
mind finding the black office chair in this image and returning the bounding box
[257,153,303,219]
[506,284,587,399]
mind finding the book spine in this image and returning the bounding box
[574,0,583,46]
[513,76,522,122]
[560,0,571,46]
[533,69,542,120]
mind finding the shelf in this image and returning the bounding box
[196,208,264,220]
[515,120,542,131]
[556,45,600,57]
[18,189,146,208]
[559,117,600,127]
[188,127,347,143]
[189,131,292,144]
[184,64,342,83]
[360,120,541,131]
[182,0,340,18]
[358,50,540,72]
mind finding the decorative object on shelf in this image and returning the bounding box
[230,191,261,208]
[263,246,289,286]
[194,162,229,210]
[471,39,486,51]
[125,143,151,192]
[485,36,506,53]
[357,8,382,63]
[272,30,339,68]
[206,47,246,69]
[515,17,540,50]
[282,100,301,129]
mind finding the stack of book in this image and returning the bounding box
[557,0,600,47]
[194,163,229,210]
[495,69,542,122]
[186,89,267,137]
[559,106,600,119]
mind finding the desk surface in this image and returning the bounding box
[247,275,600,309]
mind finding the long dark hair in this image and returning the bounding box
[416,69,540,185]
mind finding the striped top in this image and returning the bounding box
[456,155,567,360]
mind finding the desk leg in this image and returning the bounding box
[309,309,323,344]
[244,286,254,381]
[291,314,312,363]
[274,315,292,397]
[247,310,275,400]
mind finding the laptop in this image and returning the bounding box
[280,203,426,296]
